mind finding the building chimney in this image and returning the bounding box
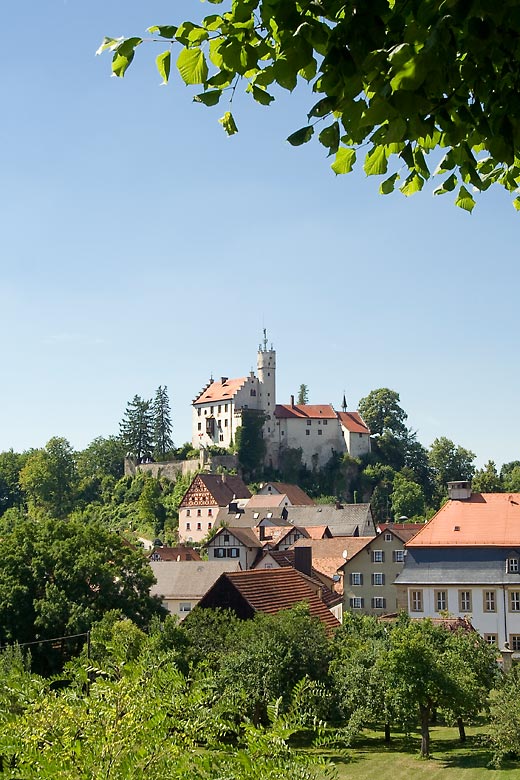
[294,546,312,578]
[221,376,228,384]
[290,394,295,407]
[447,481,472,500]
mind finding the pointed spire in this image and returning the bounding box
[342,393,347,412]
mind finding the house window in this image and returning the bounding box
[186,509,191,517]
[372,597,386,609]
[210,406,213,414]
[372,572,384,586]
[250,389,256,396]
[393,550,405,563]
[223,535,230,544]
[351,572,362,586]
[228,548,240,558]
[214,548,226,558]
[225,419,228,427]
[459,590,472,612]
[323,420,328,425]
[484,590,496,612]
[384,533,392,542]
[198,409,201,416]
[435,590,447,612]
[510,591,520,612]
[508,557,520,573]
[224,404,228,411]
[219,435,224,441]
[198,422,202,431]
[306,420,311,426]
[208,509,213,516]
[208,522,212,530]
[411,590,423,612]
[318,429,323,436]
[306,430,310,436]
[197,522,201,531]
[186,522,191,530]
[372,550,384,563]
[281,431,284,436]
[197,509,202,517]
[510,635,520,651]
[484,634,498,645]
[179,603,192,613]
[350,597,364,609]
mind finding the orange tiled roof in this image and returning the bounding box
[274,403,338,420]
[247,494,289,508]
[337,411,370,434]
[259,482,315,506]
[407,493,520,547]
[220,568,341,630]
[193,377,247,405]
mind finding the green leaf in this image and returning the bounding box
[156,51,171,85]
[219,111,238,136]
[364,146,388,176]
[455,185,476,213]
[318,121,340,156]
[400,172,424,196]
[176,48,208,85]
[513,197,520,211]
[147,26,177,38]
[331,147,356,175]
[250,85,275,105]
[96,37,122,56]
[194,90,222,106]
[112,51,134,78]
[308,97,336,119]
[433,173,457,195]
[286,126,314,146]
[379,173,399,194]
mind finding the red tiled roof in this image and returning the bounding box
[337,411,370,434]
[378,523,424,543]
[292,537,355,579]
[193,377,247,405]
[274,403,338,420]
[407,493,520,547]
[149,546,201,562]
[180,474,251,508]
[216,568,341,630]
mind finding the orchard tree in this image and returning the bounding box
[358,388,408,438]
[153,385,174,461]
[120,395,153,464]
[97,0,520,211]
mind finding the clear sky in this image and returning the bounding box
[1,1,518,468]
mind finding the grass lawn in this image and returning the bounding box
[314,725,520,779]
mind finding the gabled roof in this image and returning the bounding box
[208,526,263,549]
[336,536,380,569]
[150,560,240,600]
[406,493,520,547]
[257,482,315,506]
[286,504,375,537]
[337,411,370,435]
[378,523,424,543]
[274,403,338,420]
[180,474,251,508]
[247,494,290,508]
[198,568,341,630]
[193,377,247,405]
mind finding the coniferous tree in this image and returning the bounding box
[152,386,174,461]
[120,395,153,464]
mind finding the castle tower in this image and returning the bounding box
[257,329,276,416]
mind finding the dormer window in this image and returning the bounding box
[507,556,520,573]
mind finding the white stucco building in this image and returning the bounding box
[191,334,370,469]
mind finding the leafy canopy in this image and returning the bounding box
[99,0,520,211]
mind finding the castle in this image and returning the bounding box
[191,333,371,469]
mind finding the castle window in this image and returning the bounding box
[225,419,228,427]
[306,430,310,436]
[198,423,201,431]
[323,420,328,425]
[306,420,311,426]
[198,409,201,416]
[197,509,202,517]
[210,406,214,414]
[208,522,212,529]
[186,510,190,517]
[219,435,224,441]
[186,523,191,530]
[250,389,256,396]
[224,404,228,411]
[208,509,212,516]
[318,430,322,436]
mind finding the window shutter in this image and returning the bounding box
[360,598,364,608]
[349,573,353,585]
[381,551,385,562]
[382,574,385,585]
[382,598,386,608]
[359,573,363,585]
[349,598,354,607]
[371,597,376,608]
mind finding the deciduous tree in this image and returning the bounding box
[358,389,408,438]
[19,437,77,519]
[428,436,476,497]
[98,0,520,210]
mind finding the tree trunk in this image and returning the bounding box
[420,705,430,758]
[457,716,466,742]
[384,722,391,743]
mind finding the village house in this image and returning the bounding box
[149,559,240,618]
[178,473,251,544]
[395,484,520,651]
[341,524,422,616]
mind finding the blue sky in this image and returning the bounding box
[1,0,518,468]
